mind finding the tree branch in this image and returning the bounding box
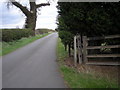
[36,3,50,8]
[10,0,30,16]
[29,0,36,12]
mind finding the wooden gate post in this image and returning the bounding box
[77,36,82,64]
[74,36,77,67]
[83,36,88,63]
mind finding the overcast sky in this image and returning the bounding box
[0,0,58,30]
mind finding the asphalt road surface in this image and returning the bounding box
[2,33,66,88]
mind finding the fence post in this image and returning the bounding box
[77,36,82,64]
[74,36,77,67]
[83,36,88,63]
[80,36,83,64]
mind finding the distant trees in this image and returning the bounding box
[8,0,50,35]
[57,2,120,55]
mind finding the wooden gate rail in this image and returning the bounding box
[87,45,120,49]
[87,35,120,40]
[87,54,120,58]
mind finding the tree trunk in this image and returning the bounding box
[68,43,71,57]
[25,13,36,36]
[64,43,67,51]
[25,1,36,36]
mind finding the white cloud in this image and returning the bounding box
[1,18,25,29]
[0,2,25,29]
[0,0,7,2]
[36,1,58,29]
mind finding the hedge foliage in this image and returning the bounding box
[59,31,74,45]
[1,29,34,42]
[36,28,55,34]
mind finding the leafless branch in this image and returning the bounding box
[9,0,30,16]
[36,3,50,8]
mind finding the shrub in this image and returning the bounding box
[1,29,34,42]
[59,31,74,56]
[59,31,74,45]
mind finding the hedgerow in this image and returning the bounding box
[1,29,34,42]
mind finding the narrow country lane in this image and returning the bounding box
[2,33,66,88]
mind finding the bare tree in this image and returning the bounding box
[8,0,50,35]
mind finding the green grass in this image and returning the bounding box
[0,33,49,56]
[57,38,68,63]
[57,38,119,88]
[60,65,119,88]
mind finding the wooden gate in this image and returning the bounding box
[74,35,120,66]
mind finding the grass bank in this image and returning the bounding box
[57,38,119,88]
[0,33,49,56]
[57,38,68,63]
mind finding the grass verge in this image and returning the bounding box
[57,38,68,63]
[0,33,49,56]
[57,38,119,88]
